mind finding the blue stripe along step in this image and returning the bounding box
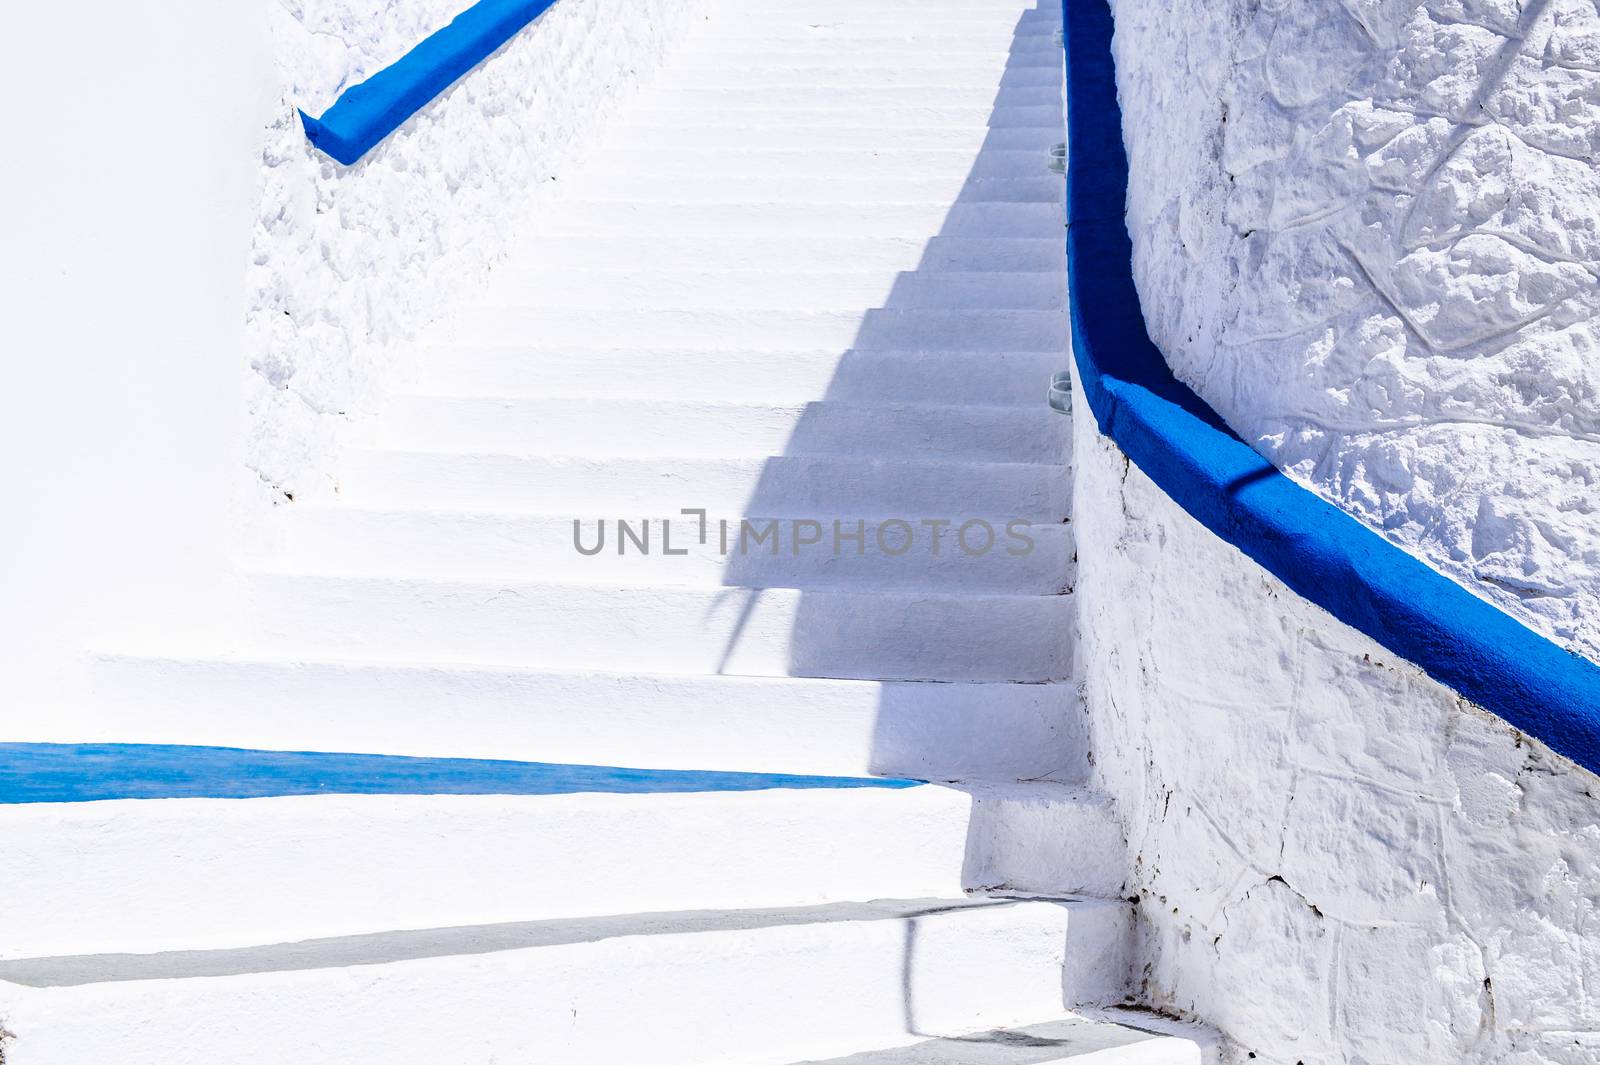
[0,743,923,804]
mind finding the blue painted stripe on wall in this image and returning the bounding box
[1063,0,1600,773]
[0,744,922,804]
[300,0,560,165]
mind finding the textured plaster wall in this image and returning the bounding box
[248,0,703,499]
[1072,376,1600,1064]
[1110,0,1600,661]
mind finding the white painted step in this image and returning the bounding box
[664,63,1061,89]
[417,347,1066,406]
[0,783,1121,958]
[629,105,1062,131]
[482,269,1063,310]
[707,0,1052,13]
[697,3,1057,20]
[665,52,1062,74]
[235,572,1075,682]
[507,234,1063,272]
[568,174,1061,205]
[684,31,1060,54]
[687,14,1061,36]
[84,654,1087,779]
[531,203,1063,240]
[706,0,1049,9]
[581,149,1057,181]
[702,2,1056,17]
[270,505,1074,592]
[446,307,1068,351]
[609,123,1060,152]
[644,86,1062,110]
[673,47,1057,71]
[673,59,1056,80]
[378,397,1069,463]
[701,18,1055,31]
[712,8,1050,21]
[702,11,1056,26]
[705,2,1054,14]
[337,451,1071,522]
[696,35,1057,54]
[0,897,1131,1065]
[785,1012,1216,1065]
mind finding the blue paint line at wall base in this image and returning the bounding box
[301,0,560,165]
[0,744,922,804]
[1063,0,1600,773]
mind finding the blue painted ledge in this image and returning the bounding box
[300,0,559,165]
[0,744,921,804]
[1062,0,1600,773]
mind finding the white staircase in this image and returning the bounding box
[0,0,1221,1061]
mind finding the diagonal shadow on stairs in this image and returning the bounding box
[703,0,1101,1031]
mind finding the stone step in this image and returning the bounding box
[643,86,1062,110]
[508,233,1063,271]
[627,104,1062,131]
[336,450,1071,522]
[416,346,1066,407]
[481,269,1063,310]
[0,897,1130,1065]
[566,174,1062,205]
[233,572,1075,682]
[703,16,1057,32]
[443,307,1068,352]
[0,770,1121,957]
[663,55,1062,77]
[579,148,1057,181]
[781,1011,1219,1065]
[83,654,1088,779]
[704,0,1053,14]
[684,23,1061,48]
[529,202,1063,240]
[604,122,1062,153]
[376,397,1068,463]
[268,504,1073,592]
[662,63,1061,89]
[710,3,1055,15]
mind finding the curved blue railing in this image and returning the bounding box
[1063,0,1600,774]
[300,0,559,165]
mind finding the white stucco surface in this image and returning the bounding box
[248,0,704,500]
[1110,0,1600,661]
[0,0,271,712]
[1072,372,1600,1064]
[0,898,1134,1065]
[0,785,1123,958]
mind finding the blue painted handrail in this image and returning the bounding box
[300,0,560,165]
[1062,0,1600,773]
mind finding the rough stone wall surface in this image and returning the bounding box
[1072,374,1600,1065]
[248,0,702,500]
[1111,0,1600,661]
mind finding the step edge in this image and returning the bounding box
[90,649,1080,690]
[344,446,1072,473]
[239,565,1080,601]
[0,895,1122,989]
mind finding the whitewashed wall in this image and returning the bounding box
[1072,372,1600,1064]
[0,2,273,713]
[1110,0,1600,663]
[1098,1,1600,1056]
[249,0,706,502]
[2,0,706,717]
